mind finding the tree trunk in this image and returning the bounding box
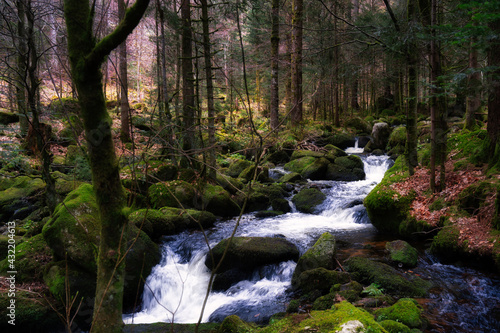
[465,39,480,130]
[201,0,216,178]
[16,0,29,136]
[270,0,280,130]
[181,0,195,167]
[291,0,303,126]
[118,0,131,143]
[63,1,150,331]
[405,1,419,176]
[488,15,500,163]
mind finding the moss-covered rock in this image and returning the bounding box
[0,111,19,125]
[301,157,330,180]
[148,180,196,209]
[227,159,253,178]
[379,320,412,333]
[261,301,388,333]
[364,158,415,234]
[429,225,467,261]
[290,150,325,160]
[293,267,350,293]
[42,184,160,311]
[284,156,316,174]
[291,187,326,214]
[0,234,52,282]
[0,176,45,222]
[345,117,373,134]
[334,155,364,170]
[320,133,356,149]
[239,165,270,183]
[371,122,392,150]
[265,150,291,164]
[205,236,299,273]
[386,240,418,268]
[271,198,291,213]
[345,257,431,297]
[374,298,424,329]
[456,181,497,215]
[0,291,62,332]
[387,126,407,156]
[216,173,244,194]
[200,184,241,217]
[292,232,336,285]
[279,172,303,183]
[218,315,255,333]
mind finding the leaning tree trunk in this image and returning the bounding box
[63,1,150,332]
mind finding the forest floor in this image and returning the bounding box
[389,155,499,257]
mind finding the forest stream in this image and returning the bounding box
[123,146,500,332]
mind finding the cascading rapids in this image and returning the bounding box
[123,153,392,324]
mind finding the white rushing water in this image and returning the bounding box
[123,152,392,325]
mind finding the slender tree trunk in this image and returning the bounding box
[201,0,216,178]
[487,15,500,163]
[465,39,480,130]
[118,0,131,142]
[181,0,195,167]
[405,1,419,175]
[291,0,303,126]
[270,0,280,130]
[16,0,29,136]
[64,1,150,331]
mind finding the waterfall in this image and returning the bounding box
[123,153,392,324]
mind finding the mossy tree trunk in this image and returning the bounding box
[270,0,280,131]
[118,0,131,143]
[487,15,500,166]
[63,0,150,332]
[291,0,303,126]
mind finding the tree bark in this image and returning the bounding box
[118,0,131,143]
[181,0,195,167]
[405,0,419,176]
[270,0,280,130]
[16,0,29,136]
[488,15,500,163]
[291,0,303,126]
[201,0,216,178]
[63,1,150,331]
[465,39,480,130]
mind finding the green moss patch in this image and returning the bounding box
[374,298,424,329]
[291,187,326,214]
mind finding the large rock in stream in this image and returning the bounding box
[205,236,299,290]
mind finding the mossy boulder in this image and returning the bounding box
[216,174,244,194]
[160,207,217,232]
[429,225,467,262]
[325,163,365,181]
[148,180,196,209]
[345,257,431,297]
[279,172,302,183]
[271,198,291,213]
[200,184,241,217]
[0,234,52,282]
[261,301,387,333]
[218,315,255,333]
[42,184,160,309]
[371,122,392,150]
[129,208,176,240]
[387,126,407,156]
[301,157,330,180]
[0,111,19,125]
[0,291,61,332]
[345,117,373,134]
[291,187,326,214]
[0,176,45,222]
[320,133,356,149]
[379,320,412,333]
[292,232,337,286]
[334,155,364,170]
[205,236,299,273]
[284,156,316,174]
[293,267,350,293]
[265,150,291,164]
[374,298,424,329]
[386,240,418,268]
[364,171,415,234]
[227,159,253,178]
[239,165,270,183]
[290,150,325,160]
